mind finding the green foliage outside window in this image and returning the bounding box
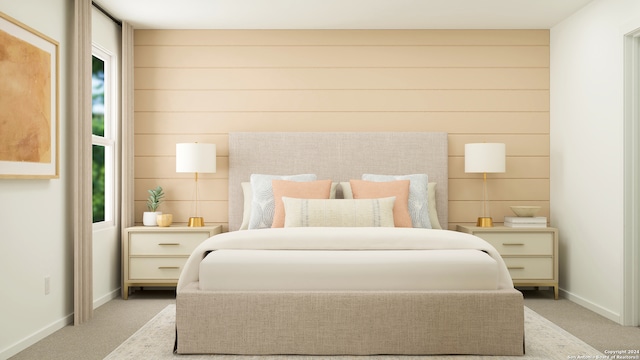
[92,57,104,137]
[92,144,105,223]
[92,56,106,223]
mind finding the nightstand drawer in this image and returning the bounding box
[130,232,208,256]
[476,232,553,256]
[504,258,553,280]
[129,257,186,280]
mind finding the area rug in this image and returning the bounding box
[104,305,603,359]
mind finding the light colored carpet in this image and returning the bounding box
[104,305,603,359]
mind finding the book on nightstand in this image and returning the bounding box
[504,216,548,228]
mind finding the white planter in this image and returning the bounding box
[143,211,162,226]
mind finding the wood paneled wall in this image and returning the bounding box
[133,30,550,230]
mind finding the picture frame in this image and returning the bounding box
[0,12,59,179]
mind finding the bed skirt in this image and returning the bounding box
[175,282,524,356]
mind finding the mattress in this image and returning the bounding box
[199,248,499,291]
[178,227,515,292]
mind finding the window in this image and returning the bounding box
[92,46,115,225]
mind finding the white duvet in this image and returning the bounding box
[176,227,515,292]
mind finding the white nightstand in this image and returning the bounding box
[457,225,559,299]
[122,225,222,299]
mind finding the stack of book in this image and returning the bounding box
[504,216,547,228]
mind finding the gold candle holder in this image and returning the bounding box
[157,214,173,227]
[188,217,204,227]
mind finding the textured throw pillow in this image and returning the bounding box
[271,179,333,228]
[248,174,317,229]
[362,174,432,229]
[282,197,396,227]
[428,182,442,229]
[349,179,412,227]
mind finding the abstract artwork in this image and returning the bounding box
[0,12,59,178]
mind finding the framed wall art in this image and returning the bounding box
[0,12,59,179]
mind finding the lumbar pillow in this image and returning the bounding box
[271,179,333,228]
[349,179,411,227]
[248,174,317,229]
[362,174,431,229]
[282,197,396,227]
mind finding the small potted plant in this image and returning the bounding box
[143,186,165,226]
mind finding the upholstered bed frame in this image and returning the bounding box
[175,132,524,356]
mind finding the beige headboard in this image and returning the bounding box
[228,132,448,231]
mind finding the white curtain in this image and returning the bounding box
[73,0,93,325]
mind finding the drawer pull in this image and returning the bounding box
[502,243,524,246]
[508,266,525,270]
[158,266,180,270]
[158,243,180,246]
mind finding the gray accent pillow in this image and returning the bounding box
[248,174,316,229]
[362,174,432,229]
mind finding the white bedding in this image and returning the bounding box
[199,249,499,291]
[177,227,515,292]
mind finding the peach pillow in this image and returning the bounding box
[271,179,333,228]
[349,179,412,227]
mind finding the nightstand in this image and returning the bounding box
[122,225,222,299]
[457,225,559,299]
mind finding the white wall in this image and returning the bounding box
[0,0,74,358]
[550,0,640,323]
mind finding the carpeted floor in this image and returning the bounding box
[104,304,603,360]
[9,289,640,359]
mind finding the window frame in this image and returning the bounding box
[91,44,116,230]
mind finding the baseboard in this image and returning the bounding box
[93,287,121,309]
[560,288,622,324]
[0,313,73,360]
[1,288,121,359]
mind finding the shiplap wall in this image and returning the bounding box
[133,30,549,230]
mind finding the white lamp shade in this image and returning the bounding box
[465,143,506,173]
[176,143,216,173]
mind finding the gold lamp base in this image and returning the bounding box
[188,217,205,227]
[476,217,494,227]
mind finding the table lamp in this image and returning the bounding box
[176,143,216,227]
[464,143,506,227]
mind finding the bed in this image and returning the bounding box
[175,132,524,356]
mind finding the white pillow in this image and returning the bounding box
[427,182,442,229]
[239,182,252,230]
[340,182,353,199]
[282,197,396,227]
[362,174,431,229]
